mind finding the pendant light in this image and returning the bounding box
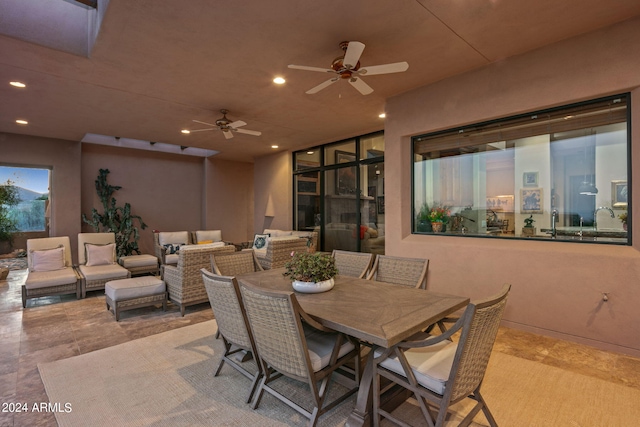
[579,138,598,196]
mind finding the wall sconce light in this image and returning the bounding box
[265,194,275,217]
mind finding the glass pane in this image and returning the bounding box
[295,149,320,171]
[324,168,358,252]
[412,95,629,245]
[360,132,385,160]
[294,172,320,231]
[361,162,385,255]
[324,141,356,166]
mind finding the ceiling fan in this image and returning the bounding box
[190,109,262,139]
[288,41,409,95]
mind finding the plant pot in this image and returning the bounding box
[417,220,431,232]
[431,222,444,233]
[292,278,335,294]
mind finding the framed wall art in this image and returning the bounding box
[523,171,538,187]
[521,188,543,214]
[612,180,628,209]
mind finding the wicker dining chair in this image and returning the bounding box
[372,284,511,427]
[211,250,264,276]
[366,255,429,289]
[201,269,262,403]
[331,250,374,279]
[239,282,361,427]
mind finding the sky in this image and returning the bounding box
[0,166,50,194]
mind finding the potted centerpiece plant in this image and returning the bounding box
[428,205,450,233]
[283,252,338,293]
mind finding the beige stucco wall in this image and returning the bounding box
[0,132,82,258]
[383,17,640,356]
[253,151,293,234]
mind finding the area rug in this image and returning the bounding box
[39,321,640,426]
[0,256,27,270]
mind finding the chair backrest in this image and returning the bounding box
[156,231,191,247]
[367,255,429,289]
[78,232,115,265]
[331,250,374,279]
[211,250,263,276]
[191,230,223,244]
[26,236,73,270]
[239,283,312,381]
[447,284,511,402]
[176,244,235,274]
[201,269,255,351]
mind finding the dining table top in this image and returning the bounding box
[236,268,469,348]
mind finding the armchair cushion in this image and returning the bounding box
[25,268,78,289]
[195,230,222,243]
[85,243,116,266]
[158,231,190,246]
[30,246,65,272]
[263,229,292,237]
[78,264,129,282]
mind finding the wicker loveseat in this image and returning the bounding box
[163,243,235,315]
[253,229,318,270]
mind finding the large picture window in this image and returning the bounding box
[412,94,630,244]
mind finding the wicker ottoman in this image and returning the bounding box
[105,276,167,321]
[118,254,159,276]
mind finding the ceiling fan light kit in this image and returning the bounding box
[190,109,261,139]
[288,40,408,95]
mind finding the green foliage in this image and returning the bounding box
[0,180,21,244]
[81,169,147,257]
[283,252,338,283]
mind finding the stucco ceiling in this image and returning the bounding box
[1,0,640,162]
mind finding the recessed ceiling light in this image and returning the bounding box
[379,113,386,118]
[273,77,286,85]
[307,151,314,155]
[10,81,26,88]
[16,119,28,125]
[271,145,279,149]
[181,129,190,134]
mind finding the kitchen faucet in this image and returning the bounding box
[550,209,558,238]
[593,206,614,230]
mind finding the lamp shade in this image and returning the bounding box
[578,181,598,196]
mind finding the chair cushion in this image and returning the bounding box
[79,264,129,281]
[119,254,158,268]
[165,253,179,265]
[195,230,222,243]
[264,229,292,237]
[30,246,65,272]
[305,328,355,372]
[105,276,165,301]
[85,243,116,266]
[25,268,77,289]
[158,231,189,246]
[374,339,457,395]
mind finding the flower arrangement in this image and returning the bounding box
[428,206,450,223]
[619,210,627,225]
[283,252,338,283]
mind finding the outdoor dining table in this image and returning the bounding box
[236,267,469,427]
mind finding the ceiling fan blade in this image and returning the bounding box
[343,41,365,69]
[192,119,216,127]
[222,130,234,139]
[358,61,409,76]
[288,64,334,73]
[235,128,262,136]
[188,127,215,133]
[349,77,374,95]
[228,120,247,129]
[306,77,339,94]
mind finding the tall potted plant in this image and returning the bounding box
[0,180,20,253]
[82,169,147,258]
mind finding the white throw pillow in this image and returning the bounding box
[252,233,270,251]
[31,246,66,272]
[85,243,116,266]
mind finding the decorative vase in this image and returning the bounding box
[292,278,335,294]
[431,221,444,233]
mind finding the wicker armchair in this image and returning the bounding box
[331,250,374,279]
[190,229,224,245]
[164,244,235,316]
[201,269,262,403]
[366,255,429,289]
[372,284,511,427]
[211,250,263,276]
[153,231,191,268]
[239,283,360,426]
[77,233,130,298]
[254,236,310,270]
[22,236,81,308]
